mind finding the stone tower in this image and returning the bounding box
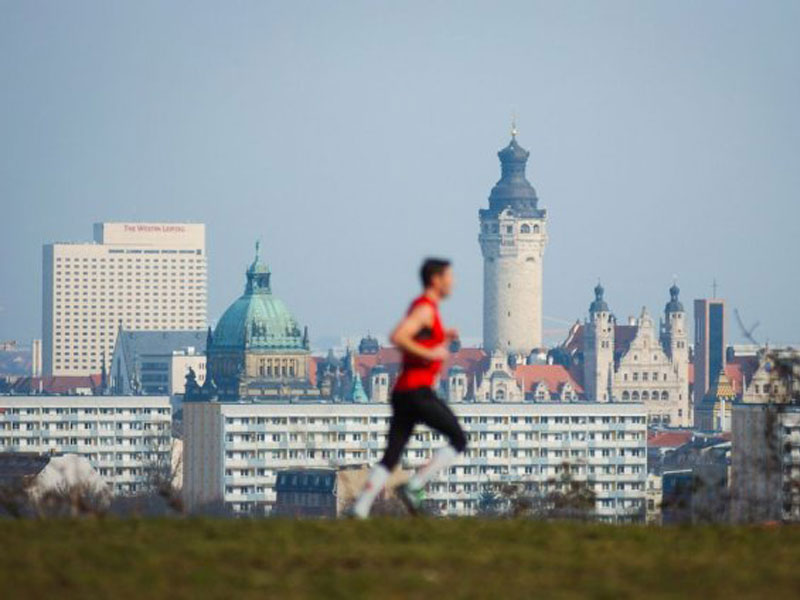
[479,127,548,353]
[584,283,615,402]
[661,283,690,419]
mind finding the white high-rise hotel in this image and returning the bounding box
[480,127,548,354]
[42,223,207,376]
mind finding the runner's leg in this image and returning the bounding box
[407,389,467,492]
[350,392,416,517]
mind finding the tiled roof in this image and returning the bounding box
[688,362,752,395]
[647,431,694,448]
[353,347,488,380]
[10,375,102,395]
[562,323,639,357]
[514,364,584,394]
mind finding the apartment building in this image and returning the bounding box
[184,400,648,521]
[0,395,172,496]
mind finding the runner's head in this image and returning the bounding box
[420,258,453,298]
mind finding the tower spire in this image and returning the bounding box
[511,113,518,139]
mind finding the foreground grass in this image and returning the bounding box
[1,519,799,599]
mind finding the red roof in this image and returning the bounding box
[563,323,639,357]
[688,361,754,395]
[353,347,488,380]
[647,430,693,448]
[11,375,102,395]
[514,364,584,394]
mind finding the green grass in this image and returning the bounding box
[1,518,799,599]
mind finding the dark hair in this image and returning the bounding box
[420,258,451,288]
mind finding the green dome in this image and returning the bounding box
[212,242,308,351]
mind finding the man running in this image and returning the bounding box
[348,258,468,518]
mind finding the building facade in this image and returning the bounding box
[109,329,207,396]
[693,298,726,424]
[42,222,207,377]
[0,395,173,496]
[561,283,692,426]
[183,400,647,521]
[731,402,800,523]
[204,243,318,401]
[479,129,548,354]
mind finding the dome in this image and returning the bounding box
[484,132,545,219]
[211,243,307,351]
[665,283,684,314]
[589,282,610,314]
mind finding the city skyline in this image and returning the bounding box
[1,2,799,348]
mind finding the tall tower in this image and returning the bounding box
[583,283,615,402]
[693,297,726,425]
[479,126,548,353]
[662,283,689,407]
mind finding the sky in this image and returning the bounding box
[1,1,799,350]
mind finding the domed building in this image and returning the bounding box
[206,243,320,401]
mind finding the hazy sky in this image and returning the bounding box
[1,1,798,350]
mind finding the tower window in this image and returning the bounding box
[506,226,513,234]
[520,224,531,234]
[533,224,540,233]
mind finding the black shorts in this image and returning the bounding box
[378,387,467,470]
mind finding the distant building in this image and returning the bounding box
[109,328,207,396]
[357,335,380,355]
[272,469,337,517]
[558,283,691,426]
[645,473,663,524]
[42,222,207,377]
[9,374,102,395]
[204,243,318,402]
[661,442,730,526]
[479,129,548,354]
[0,395,172,496]
[661,470,693,524]
[693,298,726,424]
[695,369,737,432]
[183,399,647,521]
[731,402,800,523]
[316,344,585,405]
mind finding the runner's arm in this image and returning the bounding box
[389,304,448,361]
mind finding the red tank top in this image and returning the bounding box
[393,295,445,392]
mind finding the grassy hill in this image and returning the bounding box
[1,518,799,599]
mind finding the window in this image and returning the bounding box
[520,224,531,234]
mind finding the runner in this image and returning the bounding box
[347,258,467,518]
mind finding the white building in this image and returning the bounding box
[42,222,207,376]
[479,129,548,354]
[183,400,647,521]
[561,283,692,427]
[0,395,173,496]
